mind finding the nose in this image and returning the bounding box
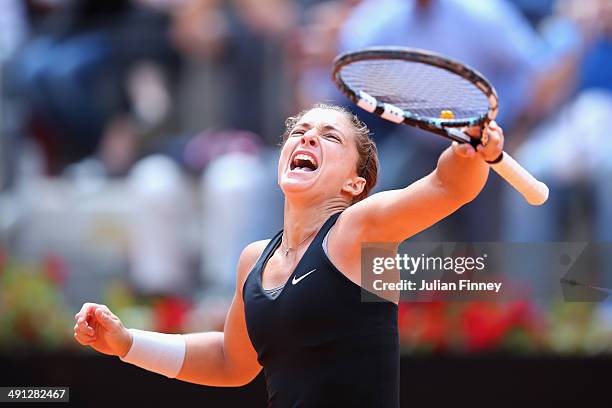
[300,130,319,148]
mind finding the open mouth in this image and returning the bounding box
[290,152,319,172]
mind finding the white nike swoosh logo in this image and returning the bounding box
[292,269,316,285]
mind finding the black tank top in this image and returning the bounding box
[243,212,399,408]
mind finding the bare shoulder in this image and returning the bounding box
[236,240,270,295]
[325,209,364,278]
[330,199,374,246]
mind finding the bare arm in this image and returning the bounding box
[337,123,504,244]
[174,241,267,386]
[175,303,260,386]
[74,241,267,387]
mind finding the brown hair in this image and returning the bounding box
[282,103,378,203]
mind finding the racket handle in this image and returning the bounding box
[490,151,549,205]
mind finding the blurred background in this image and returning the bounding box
[1,0,612,404]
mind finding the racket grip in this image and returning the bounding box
[489,151,549,206]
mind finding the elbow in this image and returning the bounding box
[182,370,259,388]
[231,375,258,387]
[216,360,262,387]
[217,369,261,387]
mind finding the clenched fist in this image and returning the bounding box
[73,303,132,357]
[452,120,504,162]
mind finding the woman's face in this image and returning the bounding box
[278,108,364,203]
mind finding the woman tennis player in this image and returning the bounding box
[74,104,504,407]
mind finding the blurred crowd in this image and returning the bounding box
[1,0,612,353]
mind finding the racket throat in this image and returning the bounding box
[445,128,471,143]
[441,127,480,148]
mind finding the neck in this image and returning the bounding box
[282,196,347,248]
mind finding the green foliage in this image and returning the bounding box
[0,260,72,351]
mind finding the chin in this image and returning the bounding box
[279,173,318,195]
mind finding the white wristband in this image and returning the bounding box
[120,329,186,378]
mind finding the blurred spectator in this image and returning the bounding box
[7,0,178,174]
[0,0,29,63]
[309,0,581,241]
[127,155,194,296]
[170,0,297,292]
[339,0,556,127]
[198,134,278,294]
[171,0,297,142]
[503,0,612,244]
[291,0,360,109]
[0,0,30,190]
[502,0,612,307]
[2,0,612,357]
[509,0,555,26]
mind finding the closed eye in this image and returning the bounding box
[289,130,341,142]
[325,134,342,143]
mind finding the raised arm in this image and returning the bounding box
[337,122,504,244]
[73,241,267,387]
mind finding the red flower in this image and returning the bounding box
[460,301,536,352]
[153,297,192,333]
[398,302,451,352]
[42,253,69,286]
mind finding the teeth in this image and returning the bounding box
[293,154,316,167]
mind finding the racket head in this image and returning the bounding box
[332,47,499,130]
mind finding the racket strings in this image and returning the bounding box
[339,59,489,120]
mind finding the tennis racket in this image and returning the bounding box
[331,47,549,206]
